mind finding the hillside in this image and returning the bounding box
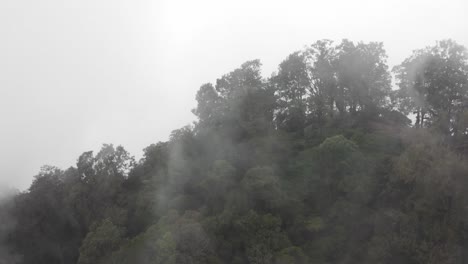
[2,39,468,264]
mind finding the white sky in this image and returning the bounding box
[1,0,467,190]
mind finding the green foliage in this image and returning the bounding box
[316,135,358,166]
[235,211,290,264]
[5,39,468,264]
[305,216,325,232]
[78,219,123,264]
[393,39,468,137]
[274,246,308,264]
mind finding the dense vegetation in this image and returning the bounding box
[2,39,468,264]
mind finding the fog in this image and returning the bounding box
[1,0,467,190]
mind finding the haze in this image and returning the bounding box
[1,0,467,190]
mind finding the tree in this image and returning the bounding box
[241,166,283,211]
[78,219,123,264]
[306,39,339,121]
[335,40,391,115]
[393,39,468,135]
[0,187,21,264]
[11,166,84,264]
[235,211,290,264]
[214,60,275,139]
[271,52,310,132]
[192,83,223,129]
[200,160,237,213]
[370,130,468,264]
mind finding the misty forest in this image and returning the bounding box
[3,39,468,264]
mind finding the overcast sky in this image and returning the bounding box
[1,0,467,190]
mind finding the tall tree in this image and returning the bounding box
[205,60,275,139]
[306,40,339,121]
[393,39,468,136]
[192,83,223,129]
[271,52,310,132]
[335,40,391,115]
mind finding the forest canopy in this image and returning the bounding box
[2,39,468,264]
